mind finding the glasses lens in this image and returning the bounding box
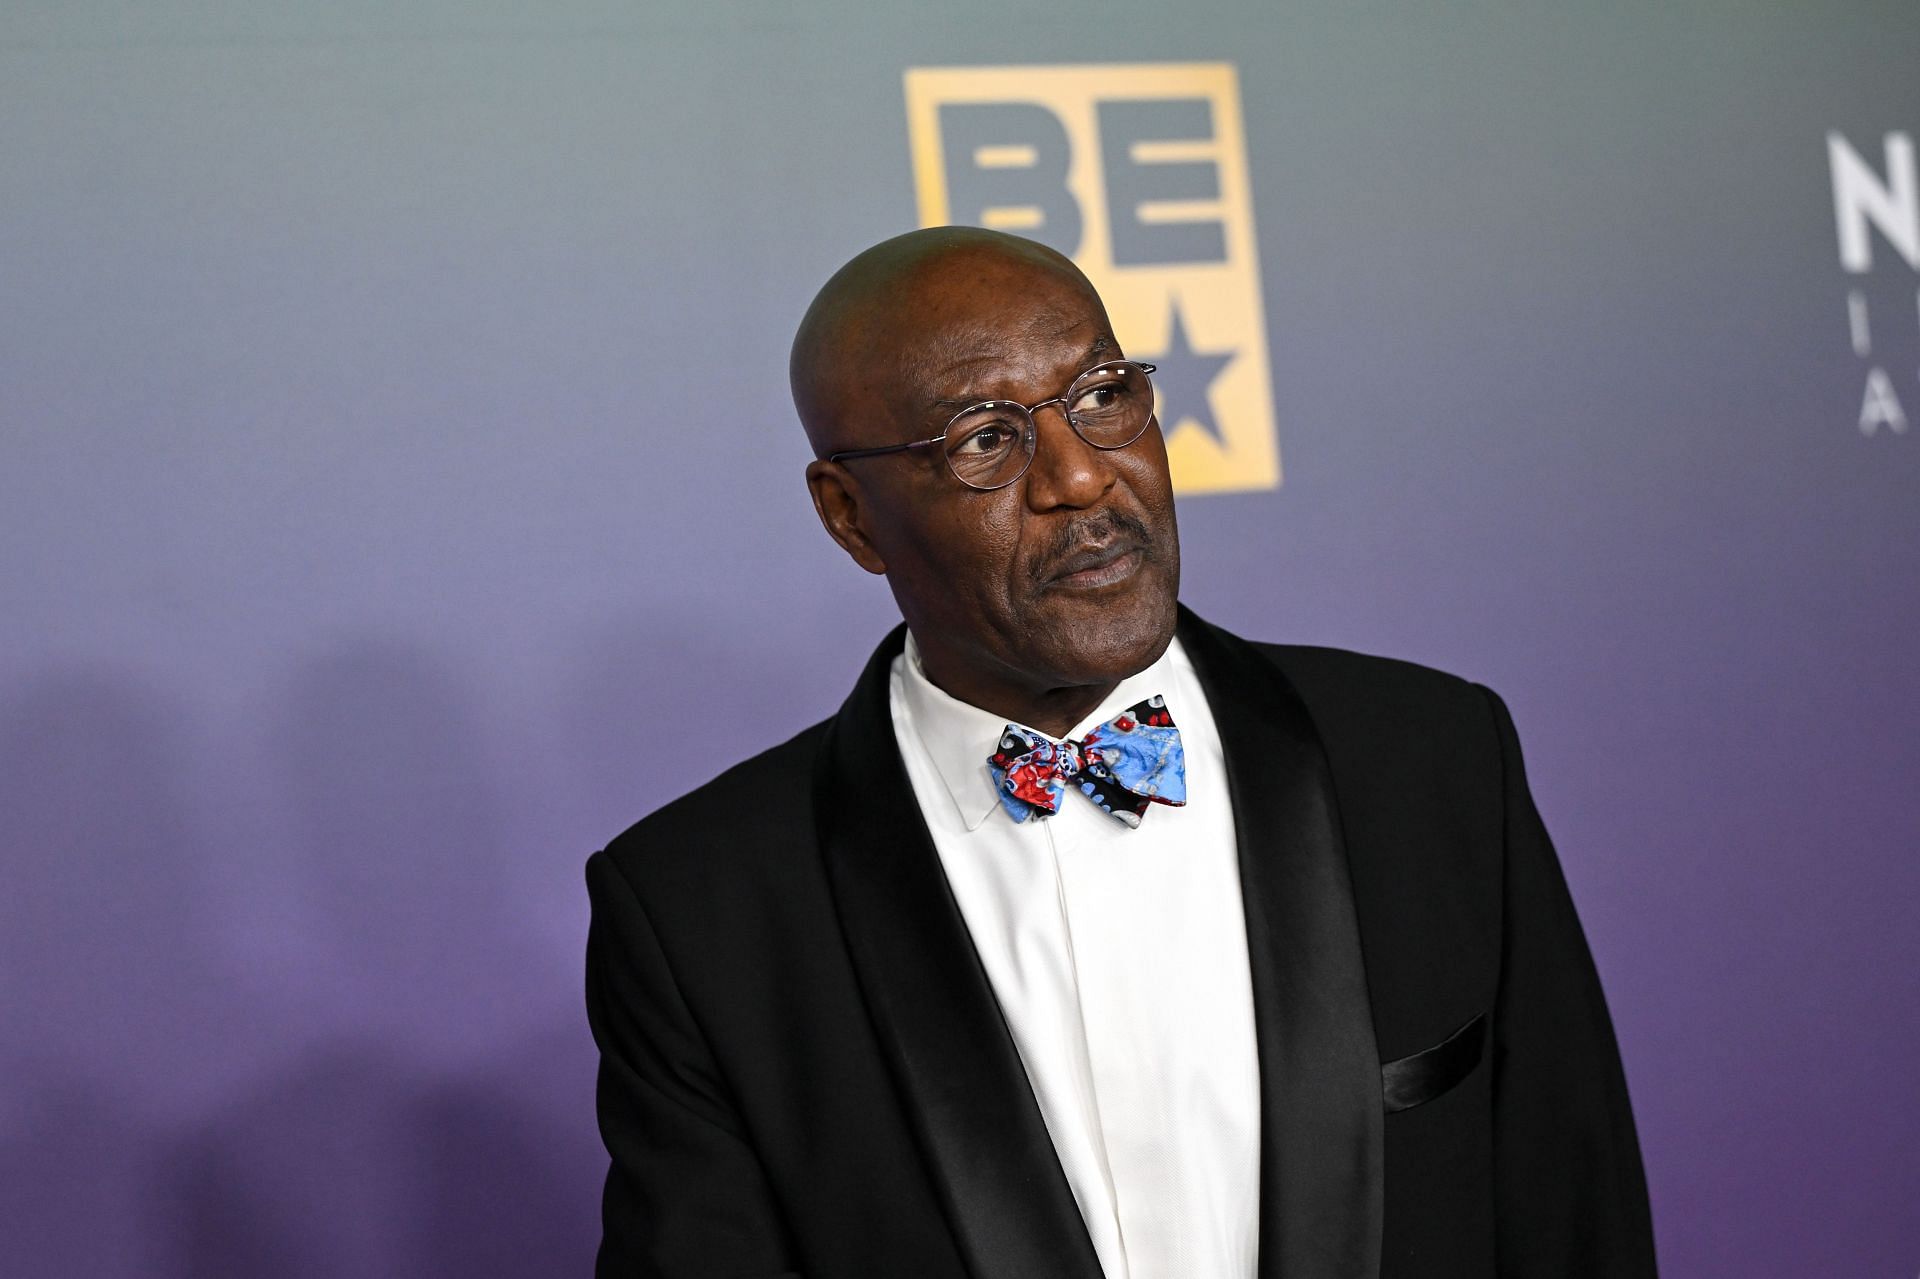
[943,405,1033,489]
[1066,362,1155,448]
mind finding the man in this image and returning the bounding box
[584,227,1656,1277]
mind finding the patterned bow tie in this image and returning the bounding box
[987,696,1187,828]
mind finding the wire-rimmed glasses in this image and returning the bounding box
[825,360,1159,491]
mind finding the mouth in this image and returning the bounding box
[1043,540,1145,591]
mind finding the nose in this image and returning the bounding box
[1022,402,1117,511]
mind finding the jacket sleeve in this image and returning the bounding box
[1479,686,1658,1276]
[584,848,802,1278]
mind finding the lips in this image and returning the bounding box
[1043,539,1145,588]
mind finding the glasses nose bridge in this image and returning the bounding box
[1030,385,1104,457]
[1025,388,1074,428]
[1019,390,1118,503]
[946,361,1150,490]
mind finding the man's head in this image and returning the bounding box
[794,227,1181,725]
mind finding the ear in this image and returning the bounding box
[805,460,888,576]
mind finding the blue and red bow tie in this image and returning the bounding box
[987,696,1187,828]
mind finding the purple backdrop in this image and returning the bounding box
[3,3,1916,1274]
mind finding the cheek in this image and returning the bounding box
[876,489,1025,609]
[1119,446,1178,529]
[943,505,1025,607]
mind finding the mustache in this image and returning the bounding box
[1028,509,1156,583]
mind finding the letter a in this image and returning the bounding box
[1858,366,1908,435]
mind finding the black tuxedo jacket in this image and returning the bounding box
[585,609,1656,1277]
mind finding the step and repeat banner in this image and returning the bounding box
[4,3,1915,1274]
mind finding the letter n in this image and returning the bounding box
[1828,132,1920,272]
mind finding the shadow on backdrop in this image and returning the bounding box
[150,641,596,1276]
[0,670,227,1274]
[163,1024,594,1277]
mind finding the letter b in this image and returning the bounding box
[939,103,1084,257]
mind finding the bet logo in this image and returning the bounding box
[905,63,1281,494]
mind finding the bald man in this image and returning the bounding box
[584,228,1656,1278]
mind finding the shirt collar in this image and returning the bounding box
[897,628,1191,832]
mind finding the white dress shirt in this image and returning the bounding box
[889,631,1261,1279]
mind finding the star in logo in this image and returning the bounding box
[1142,301,1235,446]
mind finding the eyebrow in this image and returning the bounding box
[927,336,1116,414]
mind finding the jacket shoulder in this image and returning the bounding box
[1239,640,1505,782]
[1252,641,1487,714]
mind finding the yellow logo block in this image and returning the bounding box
[905,63,1280,493]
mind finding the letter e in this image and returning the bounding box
[1098,98,1228,266]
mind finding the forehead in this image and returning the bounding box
[884,255,1114,404]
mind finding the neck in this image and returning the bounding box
[988,684,1118,741]
[914,646,1119,740]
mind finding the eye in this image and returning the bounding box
[1070,378,1132,416]
[949,417,1022,456]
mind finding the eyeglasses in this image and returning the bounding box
[825,360,1159,491]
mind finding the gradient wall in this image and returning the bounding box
[4,3,1916,1274]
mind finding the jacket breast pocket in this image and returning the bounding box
[1381,1011,1486,1113]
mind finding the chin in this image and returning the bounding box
[1027,579,1178,684]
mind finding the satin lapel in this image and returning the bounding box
[1179,608,1384,1279]
[815,627,1104,1279]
